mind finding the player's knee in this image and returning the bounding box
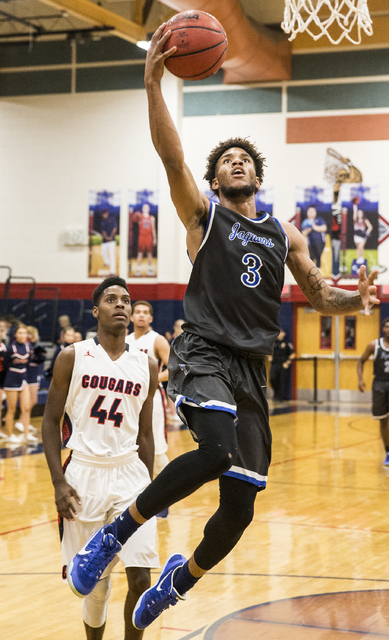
[83,576,111,628]
[126,567,151,600]
[199,441,237,479]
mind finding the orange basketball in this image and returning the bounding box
[162,10,228,81]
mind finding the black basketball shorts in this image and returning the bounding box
[167,332,272,491]
[372,378,389,419]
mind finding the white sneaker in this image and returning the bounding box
[147,268,155,276]
[7,434,22,444]
[15,422,24,432]
[0,431,8,439]
[135,268,141,277]
[26,433,39,443]
[28,424,38,434]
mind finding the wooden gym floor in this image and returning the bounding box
[2,402,389,639]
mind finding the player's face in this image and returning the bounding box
[15,327,28,343]
[212,147,259,198]
[383,323,389,338]
[94,286,131,329]
[131,304,153,329]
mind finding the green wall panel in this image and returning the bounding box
[0,69,71,96]
[77,36,146,63]
[292,49,389,80]
[184,87,282,116]
[0,41,71,68]
[288,81,389,112]
[76,64,145,92]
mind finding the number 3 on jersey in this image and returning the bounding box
[241,253,263,288]
[91,395,124,428]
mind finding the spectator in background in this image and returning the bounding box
[0,327,7,440]
[56,315,71,344]
[15,326,45,441]
[73,331,83,343]
[301,206,327,269]
[46,327,75,379]
[269,329,295,403]
[3,324,32,443]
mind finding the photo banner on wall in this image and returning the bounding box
[204,187,274,214]
[292,185,382,282]
[337,184,380,279]
[294,186,333,280]
[128,189,158,278]
[88,190,120,278]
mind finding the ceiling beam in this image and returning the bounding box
[38,0,146,44]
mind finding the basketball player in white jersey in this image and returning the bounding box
[42,276,159,640]
[126,301,171,481]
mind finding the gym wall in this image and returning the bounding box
[1,36,389,294]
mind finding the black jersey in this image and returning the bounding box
[373,338,389,380]
[183,202,289,356]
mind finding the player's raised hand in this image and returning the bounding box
[145,23,177,84]
[358,265,380,316]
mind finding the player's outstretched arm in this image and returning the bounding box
[145,24,209,249]
[283,221,380,315]
[137,358,159,479]
[41,347,81,520]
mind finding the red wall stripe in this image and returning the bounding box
[287,113,389,144]
[1,282,383,303]
[0,282,187,300]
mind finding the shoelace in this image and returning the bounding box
[148,589,179,617]
[82,535,119,575]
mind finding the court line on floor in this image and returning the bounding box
[0,518,57,536]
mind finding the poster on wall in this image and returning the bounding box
[204,187,274,215]
[294,186,333,280]
[293,184,381,281]
[336,184,379,278]
[88,190,120,278]
[128,189,158,278]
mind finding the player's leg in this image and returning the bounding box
[83,575,111,639]
[108,240,116,275]
[124,567,150,640]
[101,242,108,267]
[372,379,389,465]
[380,417,389,465]
[18,383,31,441]
[4,389,17,438]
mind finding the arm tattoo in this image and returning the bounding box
[307,267,326,295]
[324,288,362,312]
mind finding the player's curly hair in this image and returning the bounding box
[93,276,129,307]
[204,137,266,196]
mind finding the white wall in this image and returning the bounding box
[1,84,389,285]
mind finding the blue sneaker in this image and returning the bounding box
[67,526,122,597]
[132,553,187,629]
[384,453,389,467]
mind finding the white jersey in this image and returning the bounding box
[126,330,158,364]
[64,337,150,458]
[126,330,168,456]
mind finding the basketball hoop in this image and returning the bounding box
[281,0,373,45]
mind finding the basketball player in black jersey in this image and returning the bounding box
[358,318,389,466]
[67,23,380,629]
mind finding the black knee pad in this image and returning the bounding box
[182,404,238,478]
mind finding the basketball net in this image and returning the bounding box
[282,0,373,45]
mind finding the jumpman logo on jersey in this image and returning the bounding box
[84,351,95,358]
